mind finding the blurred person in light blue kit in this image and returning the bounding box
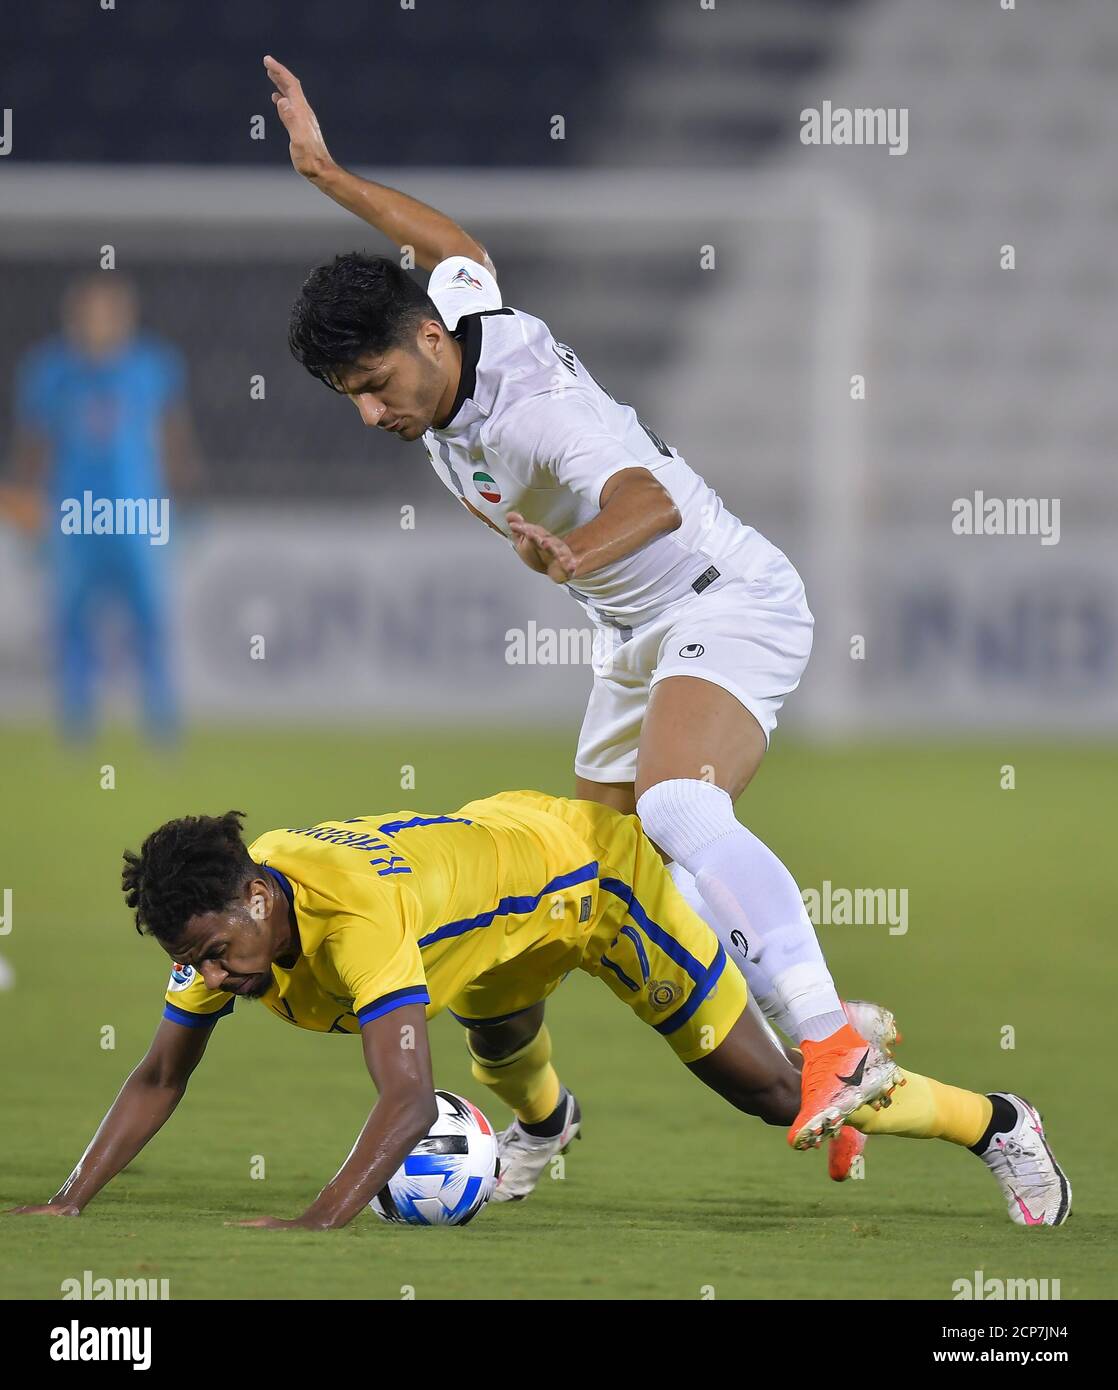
[8,275,199,740]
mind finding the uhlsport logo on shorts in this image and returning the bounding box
[678,643,704,658]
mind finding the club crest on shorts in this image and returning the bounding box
[647,979,683,1012]
[678,642,704,658]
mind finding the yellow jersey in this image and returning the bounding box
[162,789,746,1063]
[163,792,601,1035]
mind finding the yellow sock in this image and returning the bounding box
[849,1069,992,1146]
[467,1024,561,1125]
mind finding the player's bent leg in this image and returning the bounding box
[685,1006,801,1125]
[459,1003,557,1123]
[578,778,811,1078]
[665,858,799,1042]
[455,1005,582,1203]
[581,819,803,1125]
[667,846,900,1173]
[633,679,897,1145]
[635,678,850,1049]
[689,1000,901,1173]
[463,1003,546,1066]
[578,777,798,1069]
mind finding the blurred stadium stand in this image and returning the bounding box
[3,0,870,169]
[6,0,1113,522]
[594,0,866,167]
[0,235,714,504]
[2,0,652,166]
[0,0,866,509]
[791,0,1118,525]
[2,0,1116,733]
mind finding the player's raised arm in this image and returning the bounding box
[264,55,494,275]
[234,1004,438,1230]
[6,1017,213,1217]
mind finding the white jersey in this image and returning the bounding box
[423,256,782,631]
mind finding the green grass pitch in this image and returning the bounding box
[1,727,1114,1300]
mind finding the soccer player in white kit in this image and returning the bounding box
[267,57,903,1179]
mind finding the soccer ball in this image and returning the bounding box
[369,1090,500,1226]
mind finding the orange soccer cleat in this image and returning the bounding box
[825,1000,903,1178]
[789,1022,902,1151]
[827,1124,866,1181]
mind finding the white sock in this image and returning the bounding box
[638,779,845,1044]
[666,860,794,1048]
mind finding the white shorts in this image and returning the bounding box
[574,554,814,784]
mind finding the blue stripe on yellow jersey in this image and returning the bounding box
[163,792,605,1036]
[160,789,750,1064]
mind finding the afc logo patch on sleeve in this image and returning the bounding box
[450,266,484,291]
[579,895,592,923]
[168,963,194,992]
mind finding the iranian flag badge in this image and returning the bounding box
[473,471,501,503]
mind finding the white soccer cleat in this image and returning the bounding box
[843,999,902,1054]
[492,1090,582,1202]
[975,1092,1072,1227]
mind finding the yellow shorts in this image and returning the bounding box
[447,791,748,1065]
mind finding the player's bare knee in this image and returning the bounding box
[466,1003,545,1061]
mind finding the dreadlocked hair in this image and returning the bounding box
[122,810,254,946]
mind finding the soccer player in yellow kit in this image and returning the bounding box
[10,791,1069,1229]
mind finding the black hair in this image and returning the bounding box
[122,811,255,946]
[288,252,444,390]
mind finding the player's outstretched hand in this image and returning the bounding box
[507,511,578,583]
[6,1203,81,1217]
[263,55,334,182]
